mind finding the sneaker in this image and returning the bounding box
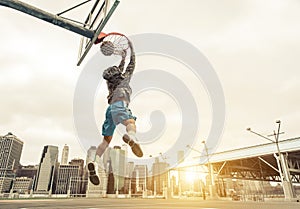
[87,162,100,185]
[122,134,143,157]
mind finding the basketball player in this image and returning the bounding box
[88,39,143,185]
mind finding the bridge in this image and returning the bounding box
[178,137,300,201]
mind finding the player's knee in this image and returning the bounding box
[122,119,134,126]
[104,136,112,143]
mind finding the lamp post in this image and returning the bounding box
[246,120,296,200]
[186,142,216,199]
[201,141,216,199]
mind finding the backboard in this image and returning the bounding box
[77,0,120,66]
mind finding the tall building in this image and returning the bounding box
[55,163,82,195]
[61,144,69,165]
[0,132,23,193]
[151,158,169,194]
[35,145,58,193]
[70,159,84,176]
[106,159,114,194]
[126,161,134,178]
[110,146,126,193]
[134,164,148,193]
[124,161,134,194]
[0,132,23,171]
[121,144,128,176]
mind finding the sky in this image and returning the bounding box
[0,0,300,166]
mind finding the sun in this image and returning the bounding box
[184,167,208,183]
[185,171,196,183]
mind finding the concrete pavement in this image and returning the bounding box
[0,198,300,209]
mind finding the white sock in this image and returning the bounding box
[127,130,137,141]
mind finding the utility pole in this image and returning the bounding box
[247,120,296,200]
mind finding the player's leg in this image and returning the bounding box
[96,136,112,158]
[98,105,116,159]
[88,136,113,185]
[88,106,116,185]
[123,118,136,139]
[110,101,143,157]
[122,118,143,157]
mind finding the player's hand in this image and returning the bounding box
[128,39,134,51]
[121,49,127,58]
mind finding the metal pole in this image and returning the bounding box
[0,0,94,38]
[273,122,295,199]
[247,121,296,200]
[202,141,215,198]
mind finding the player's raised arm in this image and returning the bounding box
[118,50,127,72]
[123,40,135,78]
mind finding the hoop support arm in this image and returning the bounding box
[0,0,95,39]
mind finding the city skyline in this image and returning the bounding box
[1,130,299,199]
[0,132,169,196]
[0,132,166,173]
[1,0,300,182]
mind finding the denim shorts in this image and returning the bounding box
[102,101,136,136]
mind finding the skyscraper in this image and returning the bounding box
[0,132,23,171]
[134,164,148,193]
[61,144,69,165]
[0,132,23,193]
[110,146,126,193]
[151,158,169,194]
[55,162,82,195]
[35,145,58,193]
[126,161,134,178]
[121,144,128,176]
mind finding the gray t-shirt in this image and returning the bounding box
[104,54,136,104]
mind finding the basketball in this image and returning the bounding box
[100,41,115,56]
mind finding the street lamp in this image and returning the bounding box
[201,141,215,199]
[246,120,295,200]
[186,142,216,199]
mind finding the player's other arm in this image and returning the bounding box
[123,40,135,78]
[118,50,127,72]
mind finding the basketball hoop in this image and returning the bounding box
[95,32,130,56]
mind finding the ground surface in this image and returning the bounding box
[1,198,300,209]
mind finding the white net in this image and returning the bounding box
[101,34,129,55]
